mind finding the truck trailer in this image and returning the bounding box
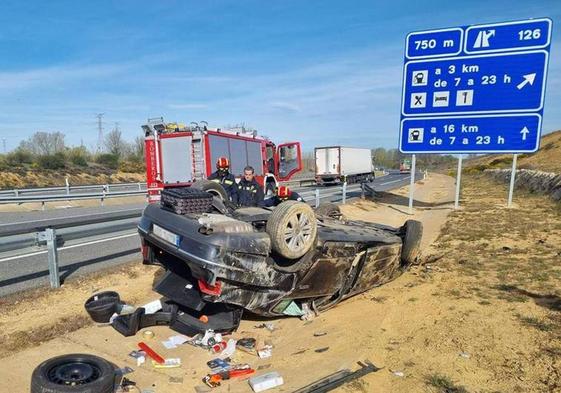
[142,118,302,202]
[315,146,373,185]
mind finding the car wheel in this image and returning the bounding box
[314,202,343,220]
[191,180,228,201]
[401,220,423,265]
[267,201,317,259]
[30,354,115,393]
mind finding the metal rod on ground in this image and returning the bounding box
[454,155,463,209]
[508,154,518,208]
[342,182,347,204]
[408,154,416,214]
[315,189,320,207]
[45,228,60,288]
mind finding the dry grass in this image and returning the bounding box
[2,315,92,356]
[464,130,561,173]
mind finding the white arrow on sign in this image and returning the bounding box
[516,73,536,90]
[520,126,530,141]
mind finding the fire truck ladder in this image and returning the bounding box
[192,131,206,180]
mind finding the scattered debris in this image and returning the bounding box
[152,358,181,368]
[292,360,381,392]
[313,332,327,337]
[314,347,329,353]
[392,370,405,377]
[291,349,307,356]
[257,364,272,370]
[138,341,165,364]
[169,376,184,384]
[128,350,146,366]
[162,334,190,349]
[459,352,471,359]
[203,366,255,388]
[142,330,155,340]
[249,371,284,392]
[237,337,257,350]
[255,322,276,331]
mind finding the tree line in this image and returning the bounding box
[0,130,145,172]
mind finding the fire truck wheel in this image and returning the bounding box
[30,354,116,393]
[191,180,228,201]
[267,201,317,259]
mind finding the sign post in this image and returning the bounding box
[399,18,551,206]
[408,154,416,214]
[508,154,518,207]
[454,155,463,209]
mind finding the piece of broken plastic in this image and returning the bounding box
[249,371,284,392]
[152,358,181,368]
[282,301,303,316]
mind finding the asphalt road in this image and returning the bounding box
[0,172,420,296]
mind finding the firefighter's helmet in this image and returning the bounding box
[216,157,230,170]
[277,185,291,200]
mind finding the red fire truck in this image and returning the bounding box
[142,118,303,202]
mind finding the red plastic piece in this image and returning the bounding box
[138,341,165,364]
[198,279,222,296]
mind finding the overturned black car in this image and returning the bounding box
[134,181,422,335]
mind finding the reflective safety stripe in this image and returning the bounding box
[210,179,220,183]
[224,180,234,185]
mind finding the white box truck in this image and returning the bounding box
[315,146,373,185]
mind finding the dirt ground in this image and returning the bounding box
[1,173,560,393]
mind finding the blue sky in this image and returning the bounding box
[0,0,559,152]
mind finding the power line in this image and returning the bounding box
[96,113,104,153]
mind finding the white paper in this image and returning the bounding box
[218,339,237,359]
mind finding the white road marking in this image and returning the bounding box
[0,208,142,227]
[0,233,138,263]
[379,178,405,186]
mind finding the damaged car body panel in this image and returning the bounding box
[138,192,422,334]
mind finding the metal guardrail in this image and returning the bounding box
[0,181,147,197]
[0,190,147,208]
[0,209,144,288]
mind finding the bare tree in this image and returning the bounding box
[133,136,144,159]
[20,132,65,155]
[104,129,125,157]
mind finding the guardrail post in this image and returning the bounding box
[138,182,142,191]
[65,177,70,195]
[315,189,320,208]
[361,183,365,199]
[15,189,19,198]
[45,228,61,289]
[342,182,347,204]
[41,201,45,211]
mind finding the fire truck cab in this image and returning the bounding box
[142,118,302,202]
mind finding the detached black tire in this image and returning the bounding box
[314,202,342,219]
[192,180,228,201]
[31,354,115,393]
[401,220,423,265]
[267,201,317,259]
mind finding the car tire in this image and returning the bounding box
[30,354,115,393]
[267,201,317,259]
[314,202,343,220]
[191,180,228,201]
[401,220,423,265]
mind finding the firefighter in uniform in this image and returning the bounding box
[236,166,265,207]
[208,157,238,202]
[264,185,304,207]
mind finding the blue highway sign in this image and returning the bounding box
[399,18,552,154]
